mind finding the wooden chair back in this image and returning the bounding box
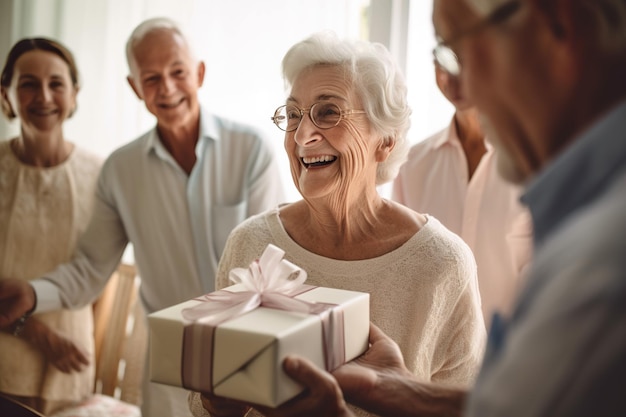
[92,263,147,405]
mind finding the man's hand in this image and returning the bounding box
[255,356,355,417]
[334,323,466,417]
[0,279,36,328]
[197,356,354,417]
[332,323,412,410]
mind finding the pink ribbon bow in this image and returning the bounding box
[182,244,311,324]
[180,244,345,393]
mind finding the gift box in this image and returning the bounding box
[148,244,370,407]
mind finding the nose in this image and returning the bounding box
[158,76,176,95]
[37,85,53,103]
[293,112,322,147]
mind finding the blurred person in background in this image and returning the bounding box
[0,37,99,415]
[0,17,285,417]
[393,61,533,329]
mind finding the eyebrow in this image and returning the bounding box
[286,94,347,104]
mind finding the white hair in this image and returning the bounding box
[282,31,412,185]
[125,17,197,75]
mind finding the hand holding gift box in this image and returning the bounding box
[148,244,370,407]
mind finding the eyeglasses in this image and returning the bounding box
[271,102,366,132]
[432,0,521,76]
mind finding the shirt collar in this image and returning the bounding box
[522,100,626,244]
[432,115,459,149]
[432,115,494,154]
[142,106,219,158]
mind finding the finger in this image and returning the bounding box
[56,359,71,374]
[284,356,344,402]
[368,322,387,343]
[283,355,322,384]
[261,356,348,417]
[68,355,86,372]
[75,347,90,366]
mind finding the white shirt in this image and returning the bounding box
[392,119,533,326]
[32,108,285,314]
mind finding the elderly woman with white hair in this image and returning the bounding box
[189,31,485,417]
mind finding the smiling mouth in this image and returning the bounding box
[158,98,184,109]
[30,108,58,116]
[301,155,337,169]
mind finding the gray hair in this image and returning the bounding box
[281,31,412,185]
[467,0,626,54]
[125,17,197,75]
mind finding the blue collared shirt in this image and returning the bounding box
[467,101,626,416]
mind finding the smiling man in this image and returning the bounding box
[0,17,285,417]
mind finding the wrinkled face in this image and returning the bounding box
[284,65,385,202]
[2,50,77,135]
[433,0,551,184]
[127,29,204,131]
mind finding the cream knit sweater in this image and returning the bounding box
[190,207,486,417]
[0,140,102,402]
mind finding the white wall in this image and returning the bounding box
[405,0,454,143]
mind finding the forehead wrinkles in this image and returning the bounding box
[290,66,356,105]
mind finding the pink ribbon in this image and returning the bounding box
[180,244,345,392]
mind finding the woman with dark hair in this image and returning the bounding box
[0,37,101,414]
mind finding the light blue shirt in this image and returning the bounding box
[34,107,285,314]
[467,101,626,416]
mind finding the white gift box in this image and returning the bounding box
[148,245,370,407]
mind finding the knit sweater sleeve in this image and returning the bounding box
[429,229,486,387]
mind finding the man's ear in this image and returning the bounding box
[375,137,395,162]
[197,61,206,88]
[127,75,143,100]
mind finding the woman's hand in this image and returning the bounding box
[22,318,90,373]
